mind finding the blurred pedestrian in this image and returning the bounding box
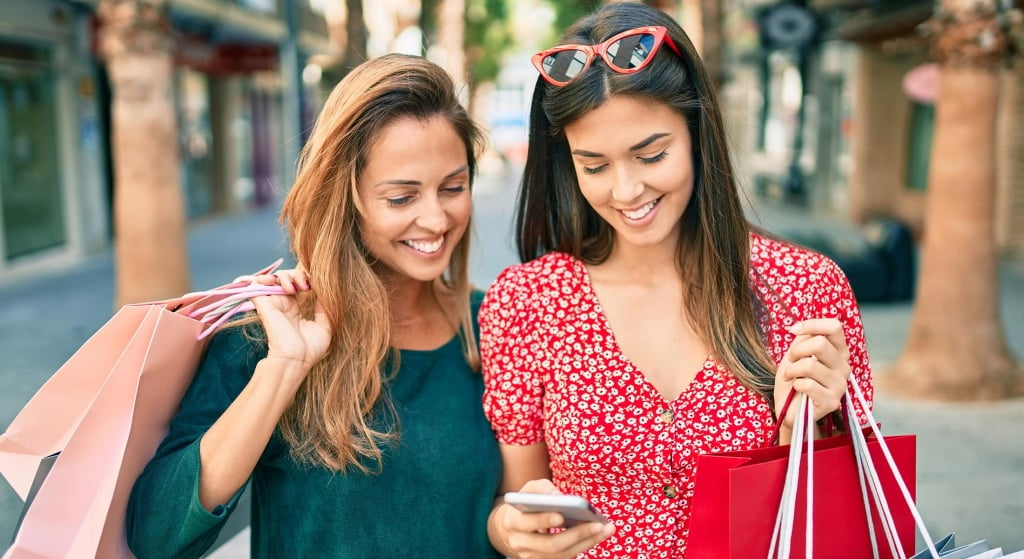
[126,53,502,558]
[479,3,873,558]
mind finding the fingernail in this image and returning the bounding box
[788,322,802,334]
[591,523,605,535]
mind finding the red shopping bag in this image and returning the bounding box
[686,425,917,559]
[0,262,284,559]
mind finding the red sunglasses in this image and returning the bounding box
[531,26,683,87]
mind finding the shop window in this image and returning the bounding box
[0,42,65,260]
[906,101,934,191]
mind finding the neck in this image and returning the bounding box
[600,236,681,285]
[384,276,458,349]
[385,277,440,325]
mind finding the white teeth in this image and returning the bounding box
[403,238,443,254]
[621,199,658,220]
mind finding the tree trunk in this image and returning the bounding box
[343,0,367,71]
[438,0,467,94]
[98,0,189,307]
[879,0,1024,400]
[681,0,704,62]
[700,0,724,90]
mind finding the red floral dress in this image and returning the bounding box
[480,233,873,558]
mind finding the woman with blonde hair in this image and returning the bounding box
[127,53,502,558]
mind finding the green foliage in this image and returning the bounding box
[550,0,602,44]
[464,0,514,87]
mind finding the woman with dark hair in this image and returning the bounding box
[480,3,872,558]
[126,54,502,558]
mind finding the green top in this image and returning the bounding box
[126,291,502,559]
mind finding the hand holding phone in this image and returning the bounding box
[502,492,608,527]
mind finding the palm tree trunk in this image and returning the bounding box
[700,0,724,90]
[98,0,189,307]
[880,0,1023,399]
[342,0,367,71]
[438,0,466,90]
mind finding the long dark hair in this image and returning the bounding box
[516,3,775,399]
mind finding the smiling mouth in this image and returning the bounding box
[619,197,662,220]
[402,237,444,254]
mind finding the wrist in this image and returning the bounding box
[488,501,514,556]
[261,354,310,372]
[775,421,792,445]
[255,356,311,391]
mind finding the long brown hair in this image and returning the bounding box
[278,54,484,471]
[517,3,776,400]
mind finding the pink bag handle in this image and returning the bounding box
[146,258,293,340]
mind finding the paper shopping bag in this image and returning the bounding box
[911,533,990,559]
[913,532,1024,559]
[685,430,917,559]
[9,453,57,542]
[0,263,283,559]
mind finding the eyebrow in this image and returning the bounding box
[571,132,671,158]
[373,165,469,188]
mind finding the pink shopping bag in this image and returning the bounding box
[0,261,285,559]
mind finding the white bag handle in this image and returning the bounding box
[768,385,942,559]
[846,380,940,559]
[769,393,815,559]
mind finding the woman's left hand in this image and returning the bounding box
[249,268,331,374]
[773,318,851,437]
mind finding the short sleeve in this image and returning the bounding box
[479,265,546,445]
[811,258,874,425]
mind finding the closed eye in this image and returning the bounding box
[582,164,608,175]
[386,196,414,207]
[639,151,668,164]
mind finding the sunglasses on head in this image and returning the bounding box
[531,26,683,87]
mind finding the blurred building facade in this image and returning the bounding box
[821,0,1024,257]
[722,0,1024,256]
[0,0,333,278]
[3,0,1022,285]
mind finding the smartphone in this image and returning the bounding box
[502,492,608,526]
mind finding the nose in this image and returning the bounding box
[415,195,448,233]
[611,167,644,203]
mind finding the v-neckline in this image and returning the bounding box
[575,257,712,404]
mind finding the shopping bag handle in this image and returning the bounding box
[768,385,941,559]
[769,387,849,447]
[769,392,817,559]
[149,259,294,340]
[846,381,940,559]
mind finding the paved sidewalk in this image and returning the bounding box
[1,192,1022,555]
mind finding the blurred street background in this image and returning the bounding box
[2,0,1023,555]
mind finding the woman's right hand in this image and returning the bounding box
[494,479,614,559]
[251,268,332,375]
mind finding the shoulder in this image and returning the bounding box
[488,252,580,295]
[204,320,268,370]
[480,252,582,326]
[749,231,846,284]
[470,287,485,318]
